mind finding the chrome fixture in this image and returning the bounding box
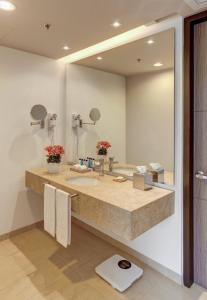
[72,114,82,128]
[109,157,115,172]
[195,171,207,180]
[72,108,101,128]
[48,113,57,131]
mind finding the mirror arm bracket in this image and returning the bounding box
[30,120,45,129]
[82,121,96,126]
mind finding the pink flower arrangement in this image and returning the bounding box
[96,140,111,155]
[45,145,64,163]
[45,145,64,155]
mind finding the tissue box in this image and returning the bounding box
[133,173,152,191]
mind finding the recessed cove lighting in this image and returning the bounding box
[62,45,70,51]
[0,1,16,11]
[112,21,121,28]
[97,56,103,60]
[147,39,154,44]
[153,62,163,67]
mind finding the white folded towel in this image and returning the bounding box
[56,189,71,248]
[44,184,56,237]
[73,164,87,170]
[150,162,163,172]
[136,166,147,174]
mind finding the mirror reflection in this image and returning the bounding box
[68,29,175,187]
[89,108,101,123]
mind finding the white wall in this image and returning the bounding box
[66,64,126,163]
[126,69,174,171]
[0,46,65,235]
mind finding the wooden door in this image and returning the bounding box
[194,21,207,288]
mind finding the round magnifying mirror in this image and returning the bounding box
[31,104,47,120]
[89,108,101,123]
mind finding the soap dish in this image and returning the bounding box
[113,177,127,183]
[70,167,91,173]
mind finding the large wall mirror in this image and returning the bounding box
[67,28,175,188]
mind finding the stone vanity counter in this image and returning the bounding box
[25,165,175,240]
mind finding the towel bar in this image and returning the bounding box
[70,194,78,198]
[43,183,78,199]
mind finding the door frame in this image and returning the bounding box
[184,10,207,287]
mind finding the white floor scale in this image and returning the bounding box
[95,255,143,292]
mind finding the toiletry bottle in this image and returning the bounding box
[87,157,90,168]
[84,159,87,167]
[80,159,83,166]
[92,158,95,168]
[87,157,91,168]
[88,157,93,168]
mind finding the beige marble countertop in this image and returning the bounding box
[26,165,173,212]
[25,164,175,240]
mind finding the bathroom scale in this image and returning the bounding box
[95,255,143,292]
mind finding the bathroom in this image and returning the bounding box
[0,1,207,299]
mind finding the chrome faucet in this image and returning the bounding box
[109,157,114,172]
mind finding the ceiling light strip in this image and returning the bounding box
[0,0,16,11]
[59,16,181,64]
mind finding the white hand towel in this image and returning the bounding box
[44,184,56,237]
[56,189,71,248]
[150,162,163,172]
[136,165,147,174]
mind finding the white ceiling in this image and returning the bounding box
[75,29,175,76]
[0,0,195,59]
[184,0,207,10]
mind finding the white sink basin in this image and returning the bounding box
[113,167,136,177]
[66,176,100,186]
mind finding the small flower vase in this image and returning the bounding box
[98,147,107,156]
[47,162,60,174]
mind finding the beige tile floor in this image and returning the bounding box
[199,293,207,300]
[0,224,205,300]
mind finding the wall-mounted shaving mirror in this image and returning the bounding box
[89,108,101,123]
[31,104,47,120]
[67,28,175,188]
[30,104,47,128]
